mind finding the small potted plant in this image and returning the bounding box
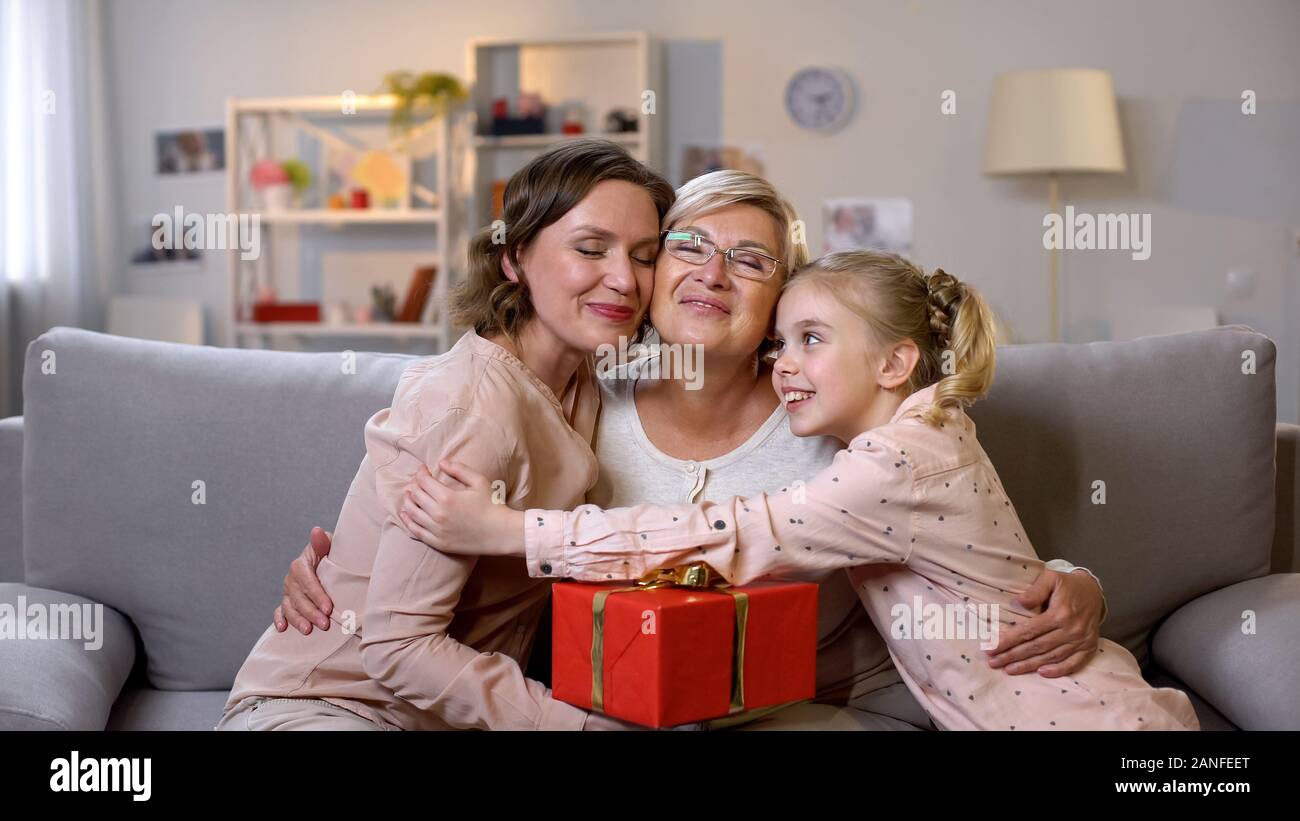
[250,158,313,211]
[281,159,312,208]
[251,159,290,211]
[380,70,467,137]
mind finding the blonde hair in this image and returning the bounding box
[788,250,998,425]
[666,170,809,359]
[665,169,810,274]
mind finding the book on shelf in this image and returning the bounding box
[491,180,506,220]
[397,265,438,323]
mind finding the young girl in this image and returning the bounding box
[400,250,1199,731]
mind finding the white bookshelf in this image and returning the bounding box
[225,94,455,351]
[233,322,445,339]
[471,133,643,150]
[251,209,444,225]
[466,32,662,228]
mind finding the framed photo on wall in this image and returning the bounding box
[822,198,913,254]
[155,128,225,175]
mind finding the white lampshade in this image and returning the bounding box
[984,68,1126,176]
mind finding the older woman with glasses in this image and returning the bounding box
[276,168,1108,731]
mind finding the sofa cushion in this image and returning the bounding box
[0,583,137,730]
[106,687,231,731]
[1144,670,1237,731]
[1151,573,1300,730]
[1275,423,1298,573]
[0,416,23,583]
[971,327,1277,662]
[21,328,417,690]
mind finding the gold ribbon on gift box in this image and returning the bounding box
[590,563,749,715]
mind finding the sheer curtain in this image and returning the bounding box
[0,0,114,418]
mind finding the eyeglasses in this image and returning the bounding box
[660,230,784,281]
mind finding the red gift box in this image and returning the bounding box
[552,574,818,728]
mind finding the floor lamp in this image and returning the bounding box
[984,69,1127,342]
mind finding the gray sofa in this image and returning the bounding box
[1,326,1297,730]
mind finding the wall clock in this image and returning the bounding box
[784,67,856,133]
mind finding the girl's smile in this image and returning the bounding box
[781,388,816,411]
[770,279,916,444]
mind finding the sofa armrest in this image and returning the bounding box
[0,416,22,582]
[1151,573,1300,730]
[1275,423,1298,573]
[0,582,137,730]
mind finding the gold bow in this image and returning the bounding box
[590,563,749,716]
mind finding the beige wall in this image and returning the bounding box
[104,0,1300,421]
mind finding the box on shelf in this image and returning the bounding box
[488,115,546,136]
[251,302,321,323]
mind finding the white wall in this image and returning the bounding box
[103,0,1300,422]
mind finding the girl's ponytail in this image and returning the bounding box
[920,268,997,425]
[787,250,999,427]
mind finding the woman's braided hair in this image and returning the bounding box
[785,250,997,426]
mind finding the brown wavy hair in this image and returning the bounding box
[451,139,676,339]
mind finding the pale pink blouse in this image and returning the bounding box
[225,330,601,730]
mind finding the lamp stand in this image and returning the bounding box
[1047,172,1060,342]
